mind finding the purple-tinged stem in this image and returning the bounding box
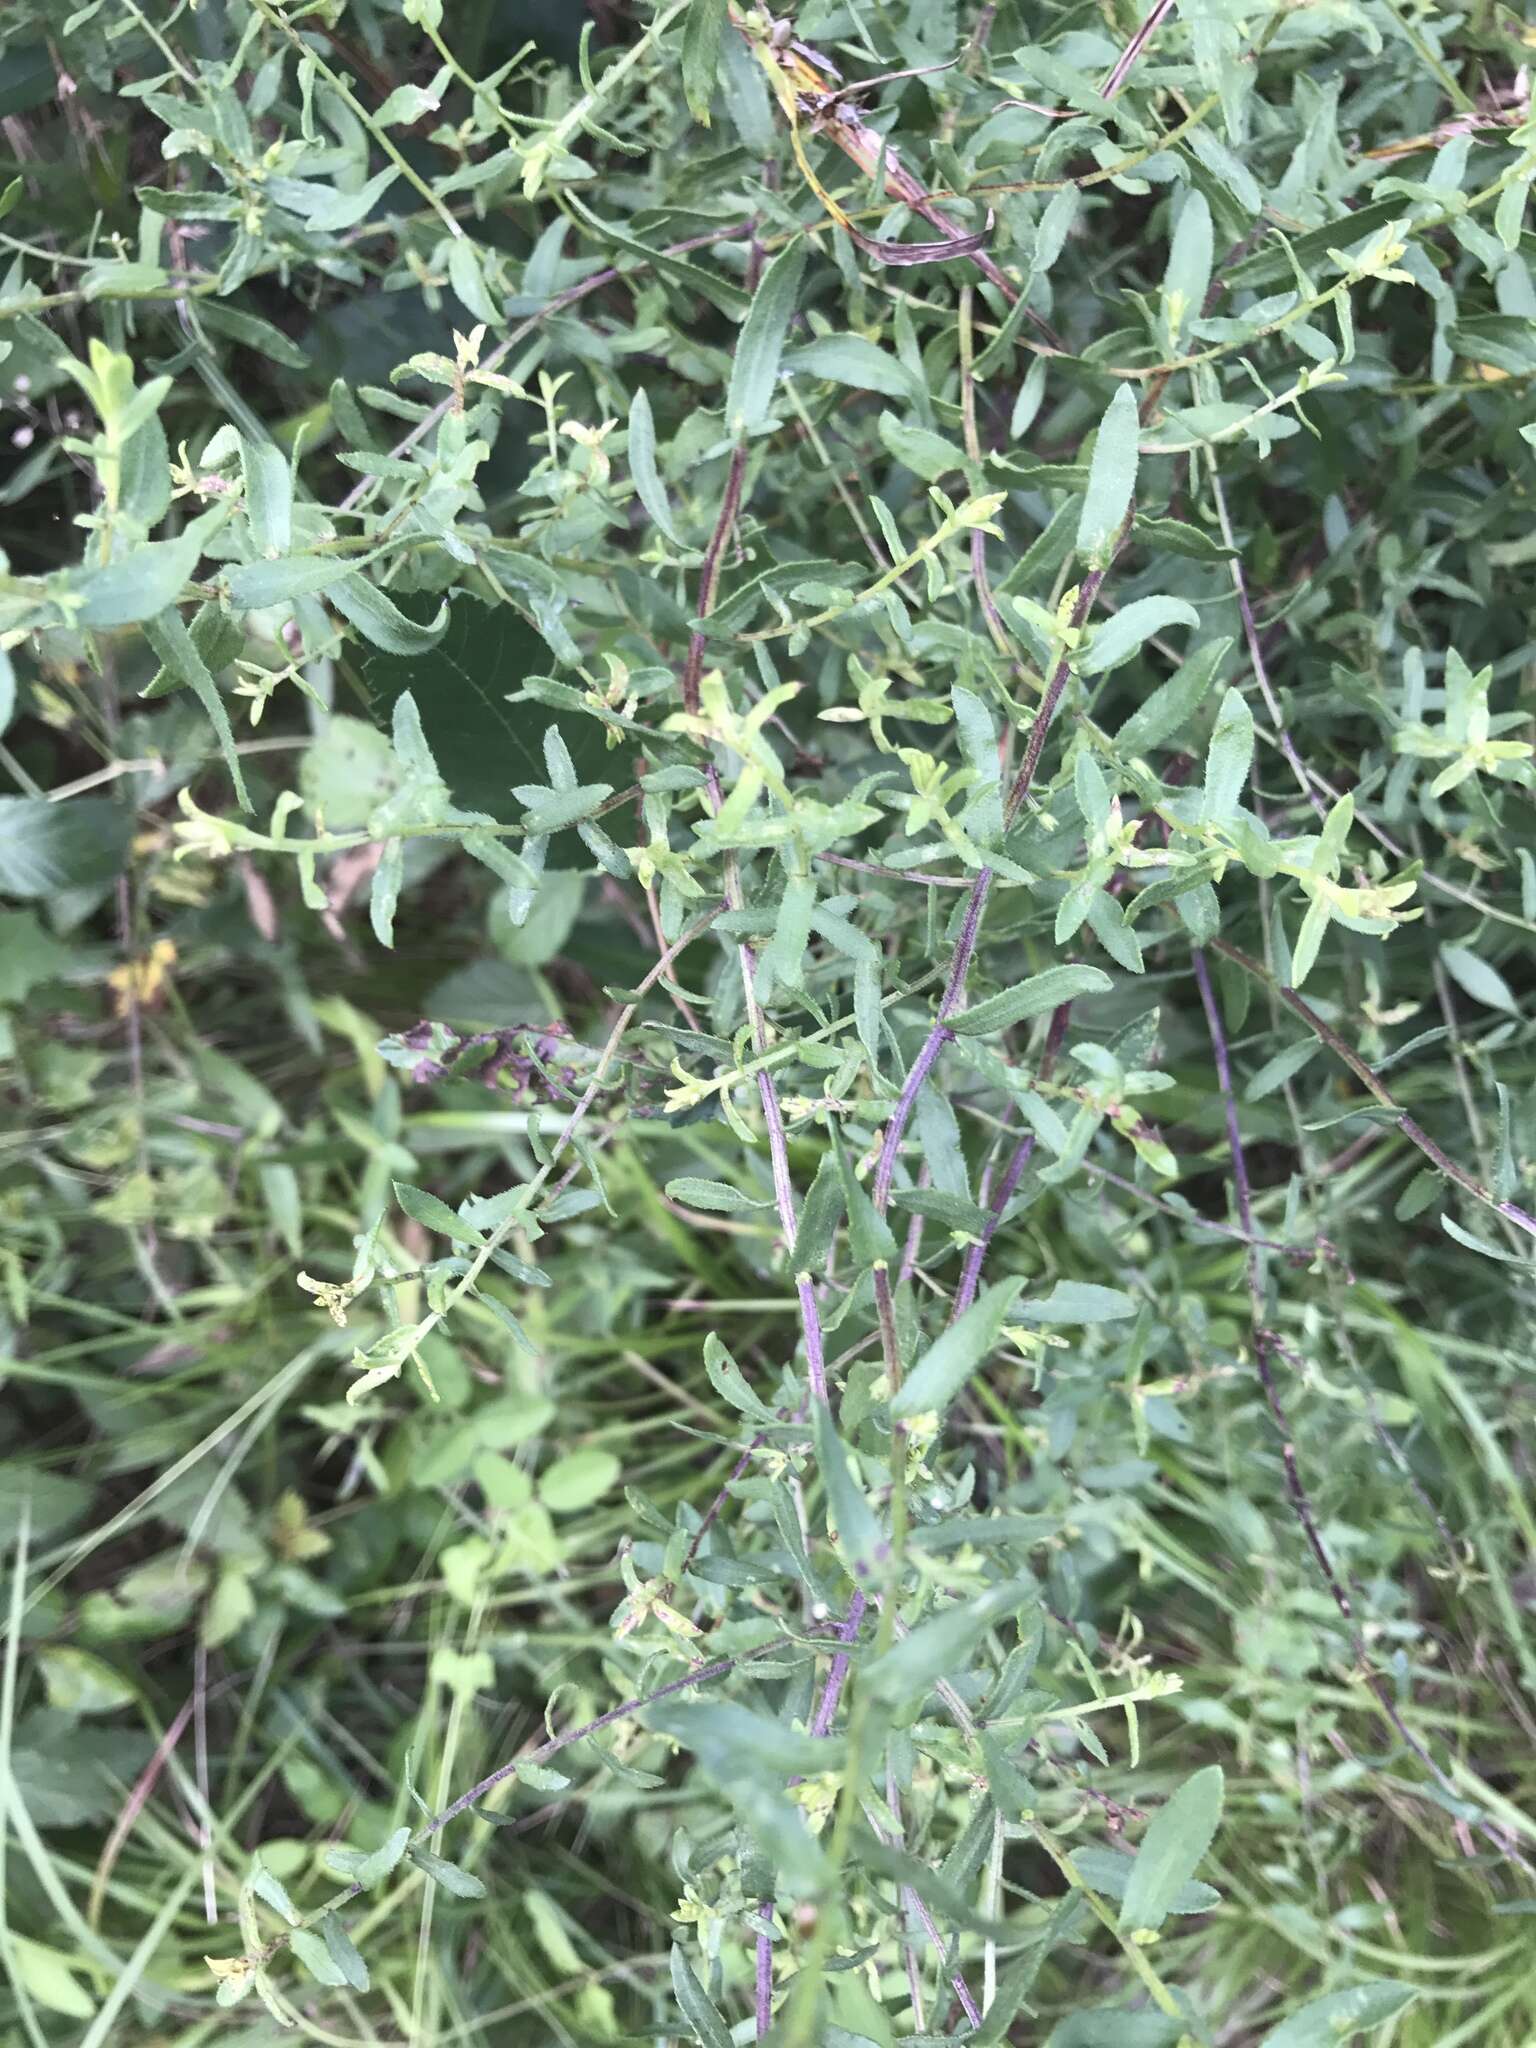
[951,1002,1074,1319]
[870,550,1122,1237]
[808,1591,866,1737]
[682,442,749,715]
[755,1900,774,2039]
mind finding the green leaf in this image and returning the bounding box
[1258,1981,1418,2047]
[682,0,729,123]
[1440,943,1518,1017]
[142,608,252,813]
[1077,384,1139,566]
[329,575,449,656]
[1071,1846,1220,1915]
[878,409,966,481]
[670,1944,734,2048]
[52,511,219,627]
[726,238,806,437]
[792,1147,846,1278]
[1200,688,1254,825]
[1080,598,1199,675]
[408,1848,487,1898]
[1162,189,1213,349]
[664,1176,773,1212]
[290,1928,347,1987]
[1118,1764,1224,1934]
[864,1579,1036,1705]
[394,1180,484,1247]
[324,1824,411,1890]
[949,964,1113,1037]
[813,1399,883,1580]
[0,797,132,899]
[891,1278,1022,1421]
[448,237,501,325]
[0,910,74,1002]
[539,1448,621,1513]
[319,1914,370,1991]
[1014,1280,1136,1323]
[784,335,914,400]
[1115,636,1230,756]
[628,387,683,544]
[240,435,292,556]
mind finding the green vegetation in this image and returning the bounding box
[3,0,1536,2042]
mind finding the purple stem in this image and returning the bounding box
[808,1590,867,1737]
[871,871,993,1214]
[755,1899,774,2039]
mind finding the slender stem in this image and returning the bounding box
[951,1001,1073,1318]
[1211,939,1536,1242]
[682,443,749,715]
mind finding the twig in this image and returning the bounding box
[1210,939,1536,1244]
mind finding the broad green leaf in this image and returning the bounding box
[1071,1846,1220,1915]
[1258,1980,1418,2047]
[240,435,292,556]
[51,508,220,626]
[1440,943,1518,1016]
[784,335,914,400]
[1080,598,1199,675]
[949,964,1113,1036]
[726,238,806,437]
[1118,1764,1224,1933]
[539,1448,621,1513]
[879,409,966,481]
[324,1825,411,1890]
[0,797,132,899]
[1076,384,1139,566]
[290,1928,347,1987]
[891,1278,1022,1420]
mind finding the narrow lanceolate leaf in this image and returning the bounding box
[725,238,806,438]
[1200,688,1255,825]
[393,1181,484,1247]
[663,1176,773,1212]
[864,1579,1036,1705]
[1118,1765,1225,1934]
[1257,1980,1418,2047]
[949,964,1113,1037]
[813,1400,883,1580]
[628,388,683,544]
[1163,189,1213,349]
[1077,384,1139,565]
[681,0,729,124]
[240,436,292,557]
[670,1942,734,2048]
[1079,597,1199,675]
[891,1278,1022,1421]
[1116,636,1230,756]
[408,1848,487,1899]
[142,609,252,814]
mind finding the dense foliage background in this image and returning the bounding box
[3,0,1536,2042]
